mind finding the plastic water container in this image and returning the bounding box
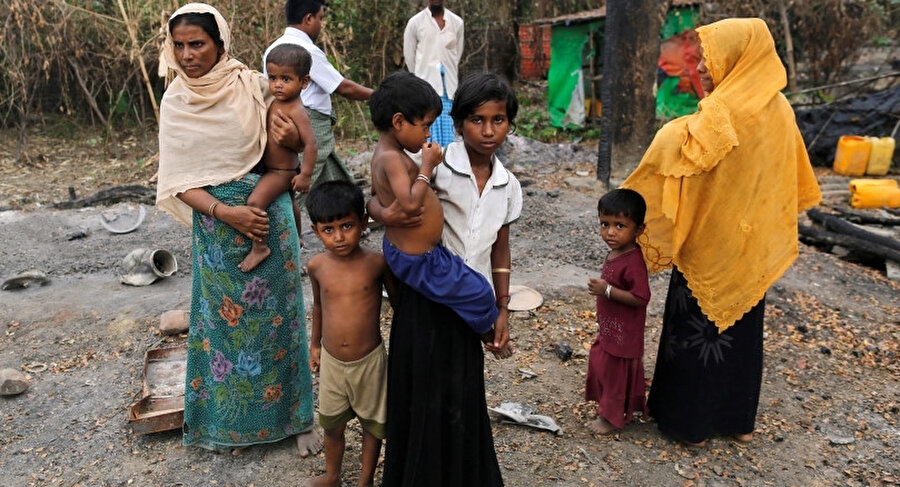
[865,137,895,176]
[833,135,871,176]
[851,184,900,209]
[848,178,898,193]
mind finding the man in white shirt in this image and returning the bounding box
[263,0,373,188]
[403,0,464,101]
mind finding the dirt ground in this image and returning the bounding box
[1,126,898,487]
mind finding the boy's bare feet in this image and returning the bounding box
[296,428,324,458]
[586,417,617,435]
[239,245,271,272]
[307,474,341,487]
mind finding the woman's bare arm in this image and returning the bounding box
[177,188,269,242]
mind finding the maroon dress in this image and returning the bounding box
[585,246,651,428]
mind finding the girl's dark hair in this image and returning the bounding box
[450,73,519,131]
[169,12,224,50]
[369,72,442,132]
[285,0,327,25]
[598,189,647,226]
[266,44,313,77]
[305,180,365,224]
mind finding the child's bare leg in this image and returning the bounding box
[240,172,292,272]
[357,429,383,487]
[586,416,617,435]
[290,192,304,247]
[308,424,345,487]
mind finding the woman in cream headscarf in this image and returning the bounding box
[623,18,820,446]
[156,3,321,455]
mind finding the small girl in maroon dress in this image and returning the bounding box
[585,188,651,435]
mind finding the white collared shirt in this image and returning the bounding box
[262,27,344,115]
[403,8,464,99]
[433,141,523,284]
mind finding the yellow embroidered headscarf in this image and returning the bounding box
[156,3,269,226]
[623,18,821,332]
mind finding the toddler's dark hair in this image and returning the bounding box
[598,189,647,226]
[369,72,442,132]
[266,44,312,78]
[306,180,365,224]
[450,73,519,130]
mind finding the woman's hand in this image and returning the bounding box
[588,277,608,296]
[270,109,300,150]
[219,204,270,242]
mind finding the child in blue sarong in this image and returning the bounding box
[368,72,498,334]
[371,72,522,487]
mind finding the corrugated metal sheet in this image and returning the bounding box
[533,1,700,26]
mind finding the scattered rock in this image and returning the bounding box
[0,368,31,395]
[555,342,573,361]
[65,229,88,241]
[159,310,190,335]
[886,260,900,281]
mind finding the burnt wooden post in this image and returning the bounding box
[597,0,666,187]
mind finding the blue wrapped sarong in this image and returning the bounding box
[383,237,498,333]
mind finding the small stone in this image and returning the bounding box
[563,177,606,194]
[555,342,573,361]
[886,260,900,282]
[159,310,190,335]
[0,368,31,395]
[546,190,560,198]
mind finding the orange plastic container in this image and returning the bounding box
[865,137,895,176]
[851,184,900,209]
[833,135,871,176]
[848,178,898,193]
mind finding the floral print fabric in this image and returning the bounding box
[183,175,313,449]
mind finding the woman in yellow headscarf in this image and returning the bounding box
[156,3,322,456]
[623,18,820,446]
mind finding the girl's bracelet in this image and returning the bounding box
[208,201,219,218]
[605,284,613,300]
[415,173,430,185]
[496,293,510,309]
[491,268,511,274]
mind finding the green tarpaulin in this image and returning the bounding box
[547,21,601,128]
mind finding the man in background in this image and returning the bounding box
[264,0,373,189]
[403,0,463,146]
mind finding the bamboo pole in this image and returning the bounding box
[778,0,798,96]
[117,0,160,124]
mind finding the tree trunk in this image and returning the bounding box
[597,0,666,187]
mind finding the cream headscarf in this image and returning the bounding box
[156,3,269,226]
[623,18,821,332]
